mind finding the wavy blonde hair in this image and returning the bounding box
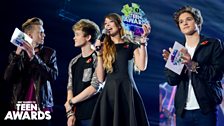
[102,13,124,73]
[72,19,100,44]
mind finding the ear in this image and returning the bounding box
[86,35,92,42]
[27,31,33,39]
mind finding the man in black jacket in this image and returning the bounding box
[4,17,58,126]
[162,6,224,126]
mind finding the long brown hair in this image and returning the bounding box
[102,13,124,73]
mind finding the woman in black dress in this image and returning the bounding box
[91,13,151,126]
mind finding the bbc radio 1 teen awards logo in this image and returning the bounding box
[171,49,182,65]
[4,101,51,120]
[121,3,149,44]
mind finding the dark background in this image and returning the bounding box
[0,0,224,126]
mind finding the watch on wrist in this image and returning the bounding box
[140,42,148,47]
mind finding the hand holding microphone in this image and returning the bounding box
[94,40,102,52]
[95,29,108,51]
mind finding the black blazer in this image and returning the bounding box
[164,35,224,117]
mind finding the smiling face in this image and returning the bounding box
[103,13,124,38]
[178,12,199,35]
[104,18,120,37]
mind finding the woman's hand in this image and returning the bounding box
[142,24,151,38]
[140,24,151,44]
[94,39,103,54]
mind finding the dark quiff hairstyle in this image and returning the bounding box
[173,6,203,31]
[22,17,43,32]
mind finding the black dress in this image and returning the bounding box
[91,43,149,126]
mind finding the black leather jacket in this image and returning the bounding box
[165,35,224,117]
[4,46,58,110]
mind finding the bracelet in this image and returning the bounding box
[186,61,199,73]
[191,62,199,73]
[66,109,74,118]
[67,113,74,119]
[140,42,148,47]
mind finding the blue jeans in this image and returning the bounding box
[176,109,217,126]
[76,119,91,126]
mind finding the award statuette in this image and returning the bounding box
[121,3,149,45]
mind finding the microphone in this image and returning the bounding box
[96,29,108,51]
[98,29,108,42]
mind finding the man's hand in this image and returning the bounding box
[162,47,173,61]
[22,41,35,60]
[15,46,23,55]
[180,48,191,65]
[67,115,76,126]
[64,100,72,112]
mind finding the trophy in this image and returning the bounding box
[121,3,149,45]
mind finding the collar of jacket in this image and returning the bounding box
[180,34,210,52]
